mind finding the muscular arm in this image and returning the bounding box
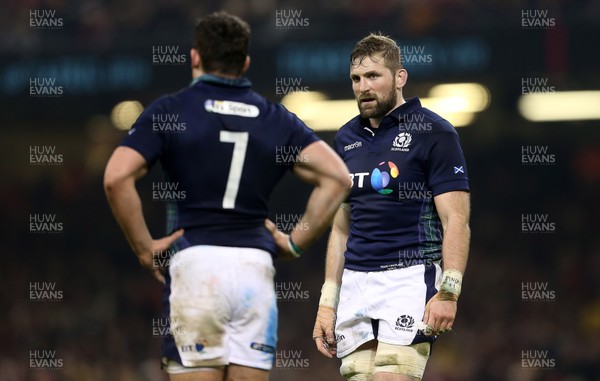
[312,203,350,358]
[324,205,350,285]
[435,190,471,273]
[103,146,183,282]
[271,140,351,253]
[104,147,152,255]
[423,190,470,333]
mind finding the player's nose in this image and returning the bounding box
[358,77,370,93]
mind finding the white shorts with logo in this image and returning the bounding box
[335,262,442,358]
[164,245,277,372]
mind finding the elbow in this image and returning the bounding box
[335,164,352,197]
[332,172,352,201]
[103,174,116,197]
[103,170,123,197]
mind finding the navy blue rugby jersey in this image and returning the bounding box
[120,74,319,254]
[334,97,469,271]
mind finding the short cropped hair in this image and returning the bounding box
[193,11,251,76]
[350,33,402,73]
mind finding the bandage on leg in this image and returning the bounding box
[340,346,376,381]
[373,342,430,379]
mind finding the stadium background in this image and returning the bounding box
[1,1,599,380]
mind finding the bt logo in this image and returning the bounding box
[349,161,399,194]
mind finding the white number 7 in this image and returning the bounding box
[219,131,249,209]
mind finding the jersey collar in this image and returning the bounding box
[389,97,422,122]
[190,74,252,88]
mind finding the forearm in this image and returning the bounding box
[324,219,347,284]
[290,178,348,251]
[105,179,153,256]
[441,219,470,273]
[318,206,349,309]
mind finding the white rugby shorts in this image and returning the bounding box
[165,245,277,371]
[335,262,442,358]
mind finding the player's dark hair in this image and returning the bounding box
[350,33,402,73]
[193,11,251,76]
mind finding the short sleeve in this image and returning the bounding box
[279,105,321,159]
[426,122,470,196]
[119,97,169,168]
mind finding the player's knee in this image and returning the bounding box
[373,342,430,379]
[340,348,375,381]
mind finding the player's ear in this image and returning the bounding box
[190,48,202,70]
[396,68,408,89]
[241,55,251,74]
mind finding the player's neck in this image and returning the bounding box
[192,68,243,80]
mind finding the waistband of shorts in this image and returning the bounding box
[344,258,441,272]
[175,245,273,267]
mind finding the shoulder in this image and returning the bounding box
[419,108,458,135]
[142,87,192,113]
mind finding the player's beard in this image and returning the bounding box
[357,79,398,120]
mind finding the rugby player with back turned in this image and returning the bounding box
[104,11,350,381]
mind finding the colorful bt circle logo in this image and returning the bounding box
[371,161,399,194]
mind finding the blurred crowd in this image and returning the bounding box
[2,0,600,54]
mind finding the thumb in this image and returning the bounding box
[423,302,431,325]
[264,218,277,234]
[166,228,184,244]
[152,268,166,284]
[326,326,335,345]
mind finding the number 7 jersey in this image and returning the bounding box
[120,75,319,254]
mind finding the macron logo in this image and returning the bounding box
[344,141,362,152]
